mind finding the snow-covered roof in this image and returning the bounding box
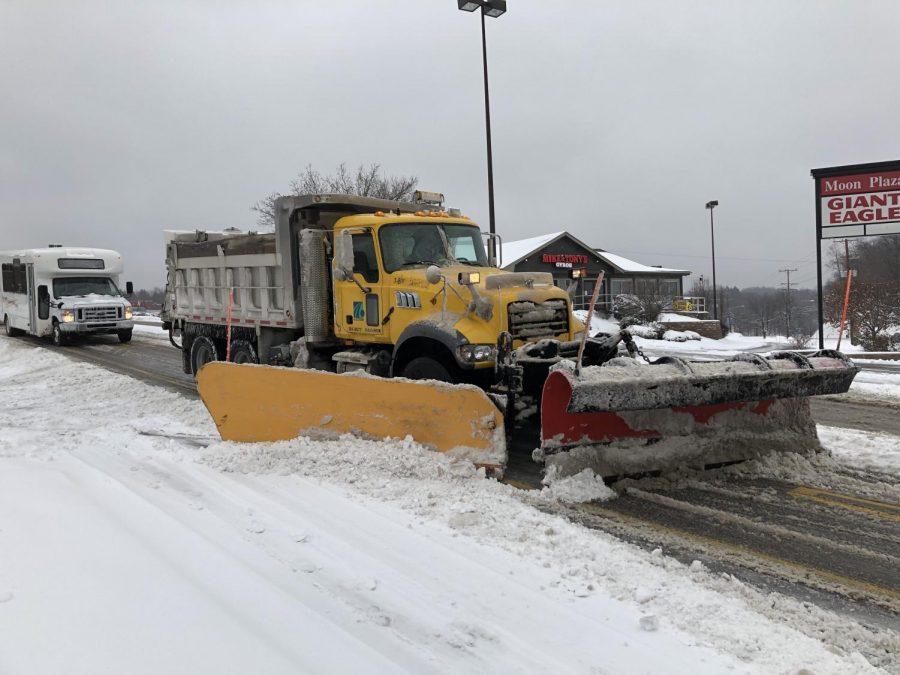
[500,231,689,275]
[499,231,566,267]
[595,251,689,275]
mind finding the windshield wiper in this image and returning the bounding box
[399,259,437,268]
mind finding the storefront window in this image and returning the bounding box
[609,278,633,296]
[660,278,680,299]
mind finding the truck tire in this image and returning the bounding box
[51,321,67,346]
[400,356,452,383]
[117,329,133,343]
[4,315,23,337]
[229,340,258,364]
[190,335,219,375]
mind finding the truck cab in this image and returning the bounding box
[1,247,135,345]
[330,208,583,382]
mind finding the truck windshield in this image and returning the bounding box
[379,223,488,273]
[53,277,122,298]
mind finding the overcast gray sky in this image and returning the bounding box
[2,0,898,290]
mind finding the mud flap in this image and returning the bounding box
[539,352,858,478]
[197,362,507,475]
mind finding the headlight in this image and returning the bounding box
[458,344,496,362]
[124,307,133,319]
[61,310,75,323]
[457,271,481,285]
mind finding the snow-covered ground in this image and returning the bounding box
[0,336,895,674]
[132,317,169,341]
[817,426,900,473]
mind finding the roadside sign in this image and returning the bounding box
[811,160,900,347]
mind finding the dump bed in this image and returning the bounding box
[163,230,297,329]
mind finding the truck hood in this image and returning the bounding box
[56,294,130,308]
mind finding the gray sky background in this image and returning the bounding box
[2,0,898,291]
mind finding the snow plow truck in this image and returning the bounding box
[161,193,858,479]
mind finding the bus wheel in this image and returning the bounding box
[51,321,67,346]
[190,335,219,375]
[4,315,23,337]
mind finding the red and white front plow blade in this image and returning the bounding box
[538,352,858,479]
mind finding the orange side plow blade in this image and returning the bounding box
[197,362,507,474]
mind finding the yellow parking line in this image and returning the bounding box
[790,486,900,522]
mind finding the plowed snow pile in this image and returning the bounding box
[0,337,893,674]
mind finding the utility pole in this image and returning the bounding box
[779,267,798,338]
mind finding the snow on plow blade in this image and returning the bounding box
[539,351,858,478]
[196,362,507,474]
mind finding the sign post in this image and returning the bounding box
[811,160,900,348]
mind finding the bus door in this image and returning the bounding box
[26,264,36,334]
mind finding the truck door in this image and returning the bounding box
[26,264,36,334]
[335,230,385,341]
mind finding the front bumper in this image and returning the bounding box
[60,320,134,334]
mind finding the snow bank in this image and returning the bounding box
[573,309,620,336]
[662,329,701,342]
[0,336,893,674]
[538,468,616,504]
[817,426,900,473]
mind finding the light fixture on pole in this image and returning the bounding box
[705,200,719,320]
[457,0,506,257]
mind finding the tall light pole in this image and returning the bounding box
[457,0,506,254]
[705,200,719,320]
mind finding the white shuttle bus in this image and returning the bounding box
[0,246,135,346]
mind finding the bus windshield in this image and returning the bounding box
[53,277,122,298]
[379,223,489,273]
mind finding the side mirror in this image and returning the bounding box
[125,281,134,295]
[334,230,355,278]
[425,265,443,285]
[37,285,50,320]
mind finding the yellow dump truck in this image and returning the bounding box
[163,193,857,479]
[162,192,583,384]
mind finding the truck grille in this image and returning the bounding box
[507,300,568,341]
[80,306,120,322]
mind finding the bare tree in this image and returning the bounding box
[745,289,779,338]
[252,163,419,228]
[826,280,899,350]
[824,234,900,349]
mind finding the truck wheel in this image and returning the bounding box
[190,335,219,375]
[229,340,258,364]
[4,315,23,337]
[401,356,452,382]
[51,321,67,346]
[117,329,133,343]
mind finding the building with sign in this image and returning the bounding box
[500,231,691,312]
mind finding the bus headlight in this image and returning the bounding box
[458,344,495,362]
[61,310,75,323]
[124,307,133,320]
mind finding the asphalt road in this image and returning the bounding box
[20,330,900,651]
